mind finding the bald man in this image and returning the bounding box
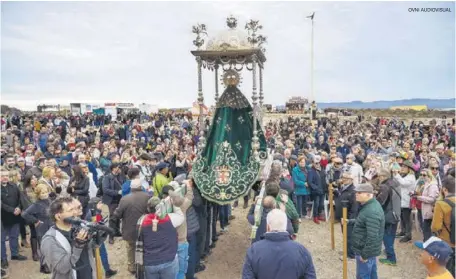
[242,209,316,279]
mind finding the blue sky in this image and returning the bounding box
[1,1,455,110]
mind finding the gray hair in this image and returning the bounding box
[266,209,287,232]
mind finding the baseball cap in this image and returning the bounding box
[341,172,354,180]
[156,162,169,171]
[354,183,374,194]
[376,168,391,179]
[414,236,453,266]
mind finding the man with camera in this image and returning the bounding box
[40,196,96,279]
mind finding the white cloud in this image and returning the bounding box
[1,1,454,110]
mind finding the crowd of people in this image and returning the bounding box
[0,111,455,279]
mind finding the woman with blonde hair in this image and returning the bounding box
[414,168,439,241]
[21,184,52,274]
[38,166,56,194]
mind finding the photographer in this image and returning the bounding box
[40,196,96,279]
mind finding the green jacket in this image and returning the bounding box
[152,172,172,197]
[351,198,385,259]
[276,194,300,233]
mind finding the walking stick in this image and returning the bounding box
[342,200,348,279]
[328,183,335,250]
[92,216,103,279]
[94,246,103,279]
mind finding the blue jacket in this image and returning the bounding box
[87,161,98,185]
[39,133,49,152]
[307,167,326,196]
[292,166,309,196]
[337,145,350,160]
[242,231,316,279]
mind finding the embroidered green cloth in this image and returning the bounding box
[192,86,266,205]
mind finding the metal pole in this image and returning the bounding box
[342,200,349,279]
[259,66,264,125]
[310,18,314,104]
[308,14,315,120]
[329,183,335,250]
[259,66,264,107]
[214,65,219,105]
[196,56,206,152]
[251,55,259,160]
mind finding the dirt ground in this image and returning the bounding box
[6,203,426,279]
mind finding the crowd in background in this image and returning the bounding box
[243,114,455,279]
[0,111,455,279]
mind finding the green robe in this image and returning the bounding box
[192,85,267,204]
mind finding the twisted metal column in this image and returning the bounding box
[196,56,206,152]
[258,66,264,125]
[214,64,219,104]
[251,55,259,160]
[259,66,264,107]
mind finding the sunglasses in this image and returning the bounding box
[431,167,439,170]
[420,174,427,177]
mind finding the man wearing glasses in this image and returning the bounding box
[1,167,28,277]
[40,197,95,279]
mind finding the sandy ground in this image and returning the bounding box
[5,203,426,279]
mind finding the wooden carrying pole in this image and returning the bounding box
[92,216,103,279]
[342,200,349,279]
[328,183,335,250]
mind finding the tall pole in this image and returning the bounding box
[329,183,335,250]
[196,56,206,153]
[342,201,349,279]
[310,16,314,104]
[214,65,219,105]
[251,54,259,161]
[307,12,315,120]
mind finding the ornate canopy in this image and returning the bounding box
[190,15,268,205]
[191,15,267,71]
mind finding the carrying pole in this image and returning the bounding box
[92,216,103,279]
[328,183,335,250]
[342,200,349,279]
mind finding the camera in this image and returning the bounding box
[64,217,115,244]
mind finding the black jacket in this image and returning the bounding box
[101,173,124,205]
[21,199,52,238]
[69,176,90,207]
[334,184,359,221]
[1,183,22,226]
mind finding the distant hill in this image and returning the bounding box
[317,98,455,109]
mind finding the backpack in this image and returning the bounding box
[384,181,402,224]
[443,199,455,244]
